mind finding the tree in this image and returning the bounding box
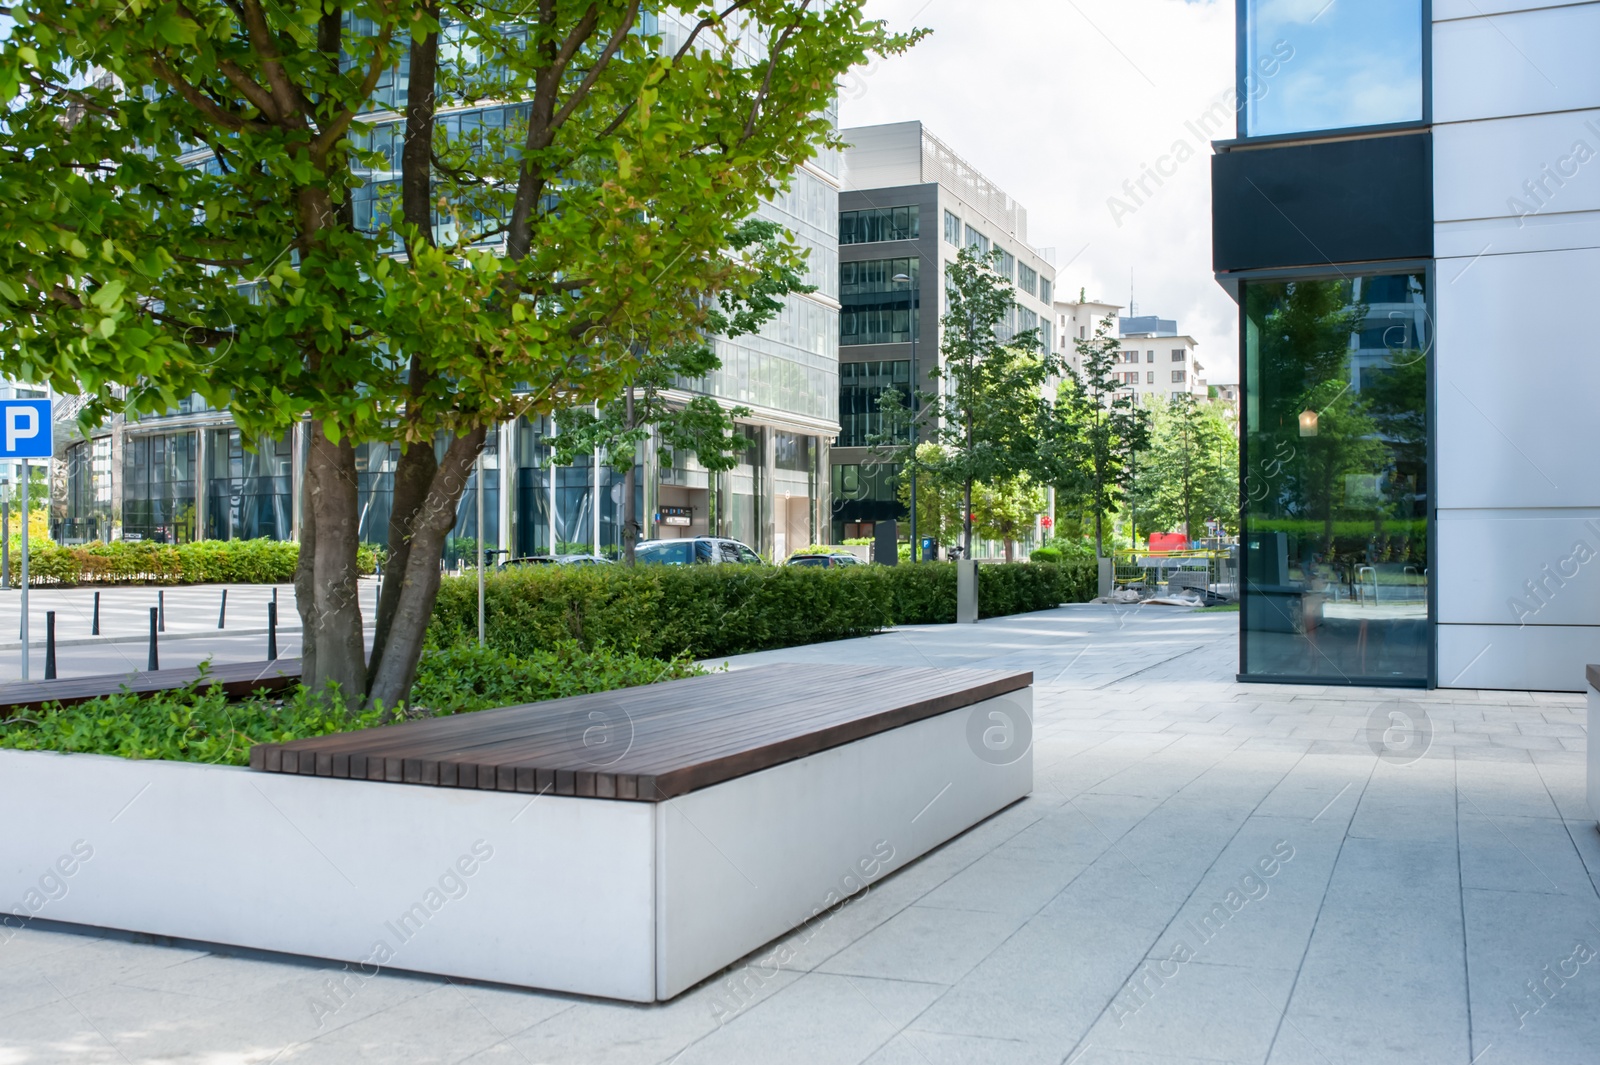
[1068,313,1150,557]
[972,476,1045,562]
[0,2,916,708]
[1131,395,1239,539]
[874,247,1062,554]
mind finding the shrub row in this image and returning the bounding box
[22,538,382,585]
[429,559,1097,660]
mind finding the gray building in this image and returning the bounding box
[1212,0,1600,691]
[831,121,1057,542]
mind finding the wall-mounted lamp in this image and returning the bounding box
[1298,409,1319,437]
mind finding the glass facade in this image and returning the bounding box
[838,361,912,448]
[123,432,197,543]
[205,429,293,541]
[831,461,900,543]
[840,205,919,245]
[1245,0,1424,138]
[1241,272,1430,685]
[840,259,920,346]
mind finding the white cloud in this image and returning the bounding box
[841,0,1241,382]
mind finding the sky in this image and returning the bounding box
[839,0,1242,382]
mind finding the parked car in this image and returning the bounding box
[505,554,614,566]
[634,537,764,566]
[784,551,864,568]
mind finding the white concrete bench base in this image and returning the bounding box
[0,688,1031,1002]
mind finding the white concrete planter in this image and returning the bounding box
[0,689,1031,1002]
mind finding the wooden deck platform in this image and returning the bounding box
[250,663,1032,801]
[0,659,302,716]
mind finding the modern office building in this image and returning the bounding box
[832,121,1057,542]
[1212,0,1598,691]
[54,15,841,563]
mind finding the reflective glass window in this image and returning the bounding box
[1245,0,1424,137]
[1241,271,1430,684]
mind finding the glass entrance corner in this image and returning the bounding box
[1240,271,1432,686]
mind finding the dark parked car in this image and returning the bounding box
[634,537,764,566]
[784,552,864,568]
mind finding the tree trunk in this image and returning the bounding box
[1004,539,1014,563]
[365,429,486,711]
[368,440,439,686]
[299,421,367,705]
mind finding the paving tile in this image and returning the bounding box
[812,905,1027,985]
[1457,812,1597,896]
[1081,961,1297,1063]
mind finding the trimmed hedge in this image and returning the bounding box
[429,559,1096,660]
[23,538,382,586]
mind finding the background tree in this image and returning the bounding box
[1068,313,1150,557]
[0,1,916,708]
[874,247,1062,554]
[972,476,1045,562]
[892,443,964,551]
[1131,395,1239,540]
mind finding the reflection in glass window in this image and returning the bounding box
[1241,272,1430,684]
[840,205,919,245]
[943,210,961,245]
[1245,0,1423,138]
[838,361,912,448]
[1018,263,1037,296]
[840,259,919,346]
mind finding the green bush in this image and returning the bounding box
[1030,547,1063,564]
[0,642,704,764]
[430,558,1098,659]
[23,538,383,586]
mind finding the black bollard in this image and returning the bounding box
[147,607,159,671]
[158,589,166,632]
[218,588,227,629]
[44,611,56,680]
[92,590,100,636]
[267,601,278,661]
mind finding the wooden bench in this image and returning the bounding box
[0,659,301,718]
[2,663,1033,1002]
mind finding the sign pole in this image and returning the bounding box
[476,451,486,648]
[19,458,28,680]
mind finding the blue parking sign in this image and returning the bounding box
[0,399,52,459]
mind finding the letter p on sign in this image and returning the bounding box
[0,399,53,459]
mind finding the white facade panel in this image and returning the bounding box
[1439,623,1600,692]
[1434,246,1600,510]
[1438,510,1600,626]
[1435,0,1595,19]
[1434,4,1600,123]
[1435,212,1600,258]
[1433,109,1600,222]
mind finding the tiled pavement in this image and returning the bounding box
[3,604,1598,1064]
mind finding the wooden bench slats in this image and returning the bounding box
[250,664,1031,802]
[0,659,302,717]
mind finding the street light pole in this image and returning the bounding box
[893,272,920,562]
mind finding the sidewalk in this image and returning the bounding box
[0,605,1595,1065]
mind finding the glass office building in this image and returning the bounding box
[1216,1,1434,686]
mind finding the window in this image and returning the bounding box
[1040,279,1052,304]
[1171,370,1186,383]
[1147,372,1156,384]
[1121,372,1141,386]
[840,259,919,346]
[841,205,920,245]
[1172,349,1186,362]
[1241,270,1430,683]
[1172,392,1186,402]
[1244,0,1424,138]
[943,210,960,246]
[837,361,912,448]
[965,225,989,256]
[1079,326,1086,340]
[1147,351,1155,363]
[996,250,1015,280]
[1017,263,1038,297]
[1041,319,1054,354]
